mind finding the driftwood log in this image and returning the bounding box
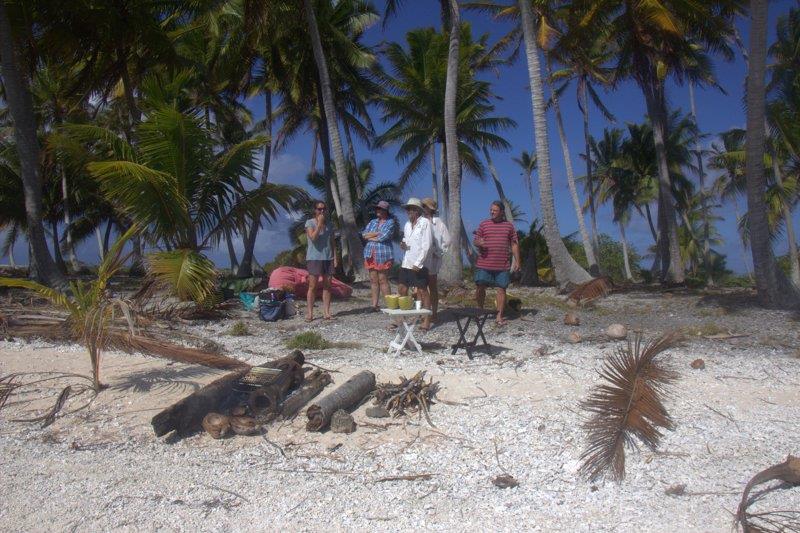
[279,369,332,420]
[306,370,375,431]
[247,351,305,415]
[151,351,304,437]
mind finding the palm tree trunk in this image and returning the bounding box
[642,81,684,284]
[60,169,78,272]
[430,143,438,205]
[440,143,449,226]
[482,145,514,222]
[224,227,239,271]
[103,220,113,258]
[770,144,800,288]
[238,90,273,278]
[746,0,799,307]
[316,90,351,271]
[343,122,363,202]
[688,82,714,286]
[547,61,598,273]
[310,131,318,173]
[580,79,601,258]
[732,198,754,281]
[440,0,463,283]
[8,241,15,268]
[518,0,591,286]
[619,221,634,281]
[304,0,365,280]
[0,3,64,287]
[95,226,104,261]
[50,218,67,274]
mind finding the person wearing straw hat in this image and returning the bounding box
[362,200,397,311]
[399,197,433,330]
[421,197,450,322]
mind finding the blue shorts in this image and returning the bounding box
[474,268,510,289]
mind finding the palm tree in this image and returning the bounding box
[67,91,304,303]
[550,7,617,267]
[745,0,799,308]
[375,26,515,201]
[303,0,372,280]
[0,1,64,286]
[585,0,743,284]
[0,226,139,392]
[518,0,591,285]
[708,128,753,279]
[546,57,598,274]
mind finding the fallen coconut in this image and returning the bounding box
[605,323,627,340]
[564,313,580,326]
[690,358,706,370]
[568,332,582,344]
[229,415,259,436]
[202,412,230,439]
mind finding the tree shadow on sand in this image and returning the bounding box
[110,365,215,396]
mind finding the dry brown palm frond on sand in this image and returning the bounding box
[567,276,614,304]
[108,333,249,371]
[579,331,681,482]
[736,455,800,533]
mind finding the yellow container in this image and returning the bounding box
[398,295,414,310]
[385,294,399,309]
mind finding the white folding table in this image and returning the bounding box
[381,308,432,356]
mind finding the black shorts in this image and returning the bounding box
[398,267,429,289]
[306,259,334,276]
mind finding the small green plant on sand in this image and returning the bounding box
[226,321,250,336]
[286,331,361,350]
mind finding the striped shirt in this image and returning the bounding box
[474,218,517,271]
[362,217,396,264]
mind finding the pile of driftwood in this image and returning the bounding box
[371,371,440,426]
[152,361,445,439]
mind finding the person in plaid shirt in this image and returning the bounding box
[362,200,397,310]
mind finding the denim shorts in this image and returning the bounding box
[474,268,510,289]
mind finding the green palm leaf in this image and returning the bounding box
[146,250,217,304]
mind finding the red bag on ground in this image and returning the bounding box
[267,266,352,299]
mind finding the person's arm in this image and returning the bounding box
[306,218,322,241]
[376,218,395,242]
[331,230,339,268]
[362,219,378,240]
[510,241,521,272]
[473,223,485,248]
[413,220,432,270]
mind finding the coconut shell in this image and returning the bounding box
[568,332,582,344]
[605,323,627,340]
[230,415,260,436]
[564,313,580,326]
[202,412,230,439]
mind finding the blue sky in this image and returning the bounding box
[4,1,799,274]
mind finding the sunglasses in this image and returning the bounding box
[315,207,325,211]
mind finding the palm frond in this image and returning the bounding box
[146,249,217,304]
[580,331,681,482]
[0,278,78,315]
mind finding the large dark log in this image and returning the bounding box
[306,370,375,431]
[247,352,306,415]
[151,351,304,437]
[279,369,332,420]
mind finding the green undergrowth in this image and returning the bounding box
[226,321,251,336]
[286,331,361,350]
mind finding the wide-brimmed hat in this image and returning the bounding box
[403,197,424,210]
[374,200,390,211]
[421,197,438,212]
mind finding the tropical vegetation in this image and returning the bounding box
[0,0,798,309]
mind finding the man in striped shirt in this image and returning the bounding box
[473,201,521,326]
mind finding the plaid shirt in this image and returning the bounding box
[362,217,395,263]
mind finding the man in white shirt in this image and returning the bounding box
[399,197,433,330]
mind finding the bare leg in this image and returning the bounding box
[322,275,332,318]
[419,286,432,329]
[398,283,409,296]
[496,287,507,324]
[428,274,439,320]
[475,285,486,309]
[378,271,391,302]
[306,275,318,320]
[369,270,379,308]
